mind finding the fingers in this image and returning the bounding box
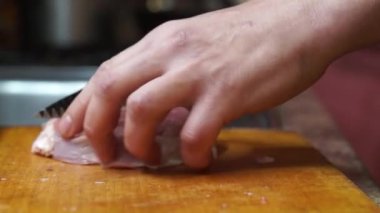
[57,85,93,138]
[180,98,225,169]
[123,74,195,164]
[57,41,149,139]
[83,95,119,163]
[58,39,162,163]
[157,107,189,137]
[82,56,162,163]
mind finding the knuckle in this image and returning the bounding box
[83,122,97,140]
[181,118,223,149]
[155,20,193,52]
[93,60,117,98]
[126,93,153,119]
[75,95,88,109]
[160,20,179,29]
[168,28,191,50]
[181,129,203,146]
[70,94,87,111]
[158,20,181,35]
[97,59,113,75]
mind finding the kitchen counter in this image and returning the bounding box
[280,90,380,205]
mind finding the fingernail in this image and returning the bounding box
[58,114,72,137]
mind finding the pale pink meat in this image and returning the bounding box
[31,107,192,169]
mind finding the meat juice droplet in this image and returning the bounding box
[260,196,268,204]
[63,206,78,212]
[244,191,253,196]
[0,177,7,181]
[40,178,49,182]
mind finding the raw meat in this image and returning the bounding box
[31,107,208,169]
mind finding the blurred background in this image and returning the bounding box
[0,0,248,122]
[0,0,246,65]
[1,0,276,129]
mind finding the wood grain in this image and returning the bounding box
[0,127,378,212]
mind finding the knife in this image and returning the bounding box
[36,89,82,119]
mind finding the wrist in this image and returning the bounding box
[305,0,380,64]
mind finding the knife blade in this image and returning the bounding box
[36,89,82,119]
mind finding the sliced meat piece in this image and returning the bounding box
[31,107,215,169]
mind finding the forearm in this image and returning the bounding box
[307,0,380,62]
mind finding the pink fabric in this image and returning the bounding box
[313,46,380,184]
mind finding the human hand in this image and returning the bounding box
[57,0,380,168]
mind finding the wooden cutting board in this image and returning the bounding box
[0,127,378,212]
